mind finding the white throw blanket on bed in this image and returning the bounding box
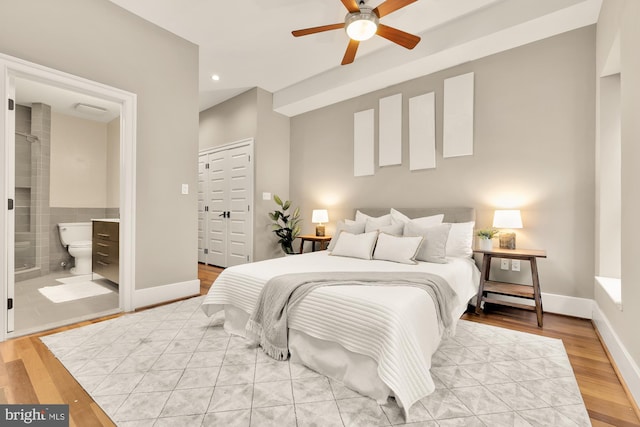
[246,271,458,361]
[201,252,479,418]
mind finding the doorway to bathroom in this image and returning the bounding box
[1,53,137,340]
[12,79,121,336]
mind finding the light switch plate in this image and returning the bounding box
[181,184,189,195]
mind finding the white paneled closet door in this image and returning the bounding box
[198,139,253,268]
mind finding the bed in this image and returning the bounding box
[201,207,479,417]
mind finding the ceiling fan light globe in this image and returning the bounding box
[345,10,378,41]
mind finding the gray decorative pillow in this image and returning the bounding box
[327,220,366,252]
[365,220,404,235]
[403,222,452,264]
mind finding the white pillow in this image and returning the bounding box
[412,214,445,228]
[404,222,451,264]
[390,208,444,228]
[365,220,403,235]
[330,231,379,260]
[445,221,475,258]
[355,210,391,226]
[327,220,366,252]
[373,233,423,265]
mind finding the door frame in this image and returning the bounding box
[199,138,254,266]
[0,52,137,341]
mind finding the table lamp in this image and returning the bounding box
[493,209,522,249]
[312,209,329,236]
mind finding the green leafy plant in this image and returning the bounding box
[476,228,499,239]
[269,195,302,254]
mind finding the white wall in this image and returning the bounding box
[0,0,199,291]
[594,0,640,405]
[50,112,107,208]
[106,117,120,208]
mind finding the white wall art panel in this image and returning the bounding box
[409,92,436,170]
[353,109,375,177]
[379,93,402,166]
[443,72,474,158]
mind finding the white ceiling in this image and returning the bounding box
[107,0,600,117]
[15,77,121,123]
[14,0,604,121]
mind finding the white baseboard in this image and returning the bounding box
[472,291,594,319]
[540,292,594,319]
[592,303,640,408]
[133,279,200,310]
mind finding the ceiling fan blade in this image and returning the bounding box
[373,0,417,18]
[292,23,345,37]
[341,0,360,13]
[376,24,420,49]
[341,39,359,65]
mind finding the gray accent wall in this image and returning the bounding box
[0,0,199,291]
[290,27,596,300]
[200,88,290,262]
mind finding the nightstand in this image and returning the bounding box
[298,235,332,254]
[474,247,547,327]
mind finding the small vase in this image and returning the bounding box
[478,238,493,251]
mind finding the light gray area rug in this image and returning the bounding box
[40,296,591,426]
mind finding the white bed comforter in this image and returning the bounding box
[201,251,479,415]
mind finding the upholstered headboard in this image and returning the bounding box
[355,207,475,223]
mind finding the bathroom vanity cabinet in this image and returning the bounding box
[92,220,119,285]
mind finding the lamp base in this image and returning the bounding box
[315,225,325,237]
[499,232,516,249]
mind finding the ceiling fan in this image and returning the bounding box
[292,0,421,65]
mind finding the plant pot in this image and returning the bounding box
[478,238,493,251]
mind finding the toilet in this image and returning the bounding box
[57,222,93,275]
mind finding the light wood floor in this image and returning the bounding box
[0,263,637,427]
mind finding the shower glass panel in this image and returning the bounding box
[14,131,36,273]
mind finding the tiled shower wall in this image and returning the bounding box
[15,105,34,270]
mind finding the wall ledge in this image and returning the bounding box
[595,276,622,310]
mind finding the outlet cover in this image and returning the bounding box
[181,184,189,195]
[511,260,521,271]
[500,259,510,270]
[262,192,271,200]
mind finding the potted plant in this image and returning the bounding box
[476,228,499,251]
[269,195,302,255]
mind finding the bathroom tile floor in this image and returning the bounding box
[13,272,119,336]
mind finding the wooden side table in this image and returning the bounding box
[474,247,547,327]
[298,235,332,254]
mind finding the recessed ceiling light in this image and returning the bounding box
[211,74,220,81]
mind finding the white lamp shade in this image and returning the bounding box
[493,210,523,229]
[312,209,329,224]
